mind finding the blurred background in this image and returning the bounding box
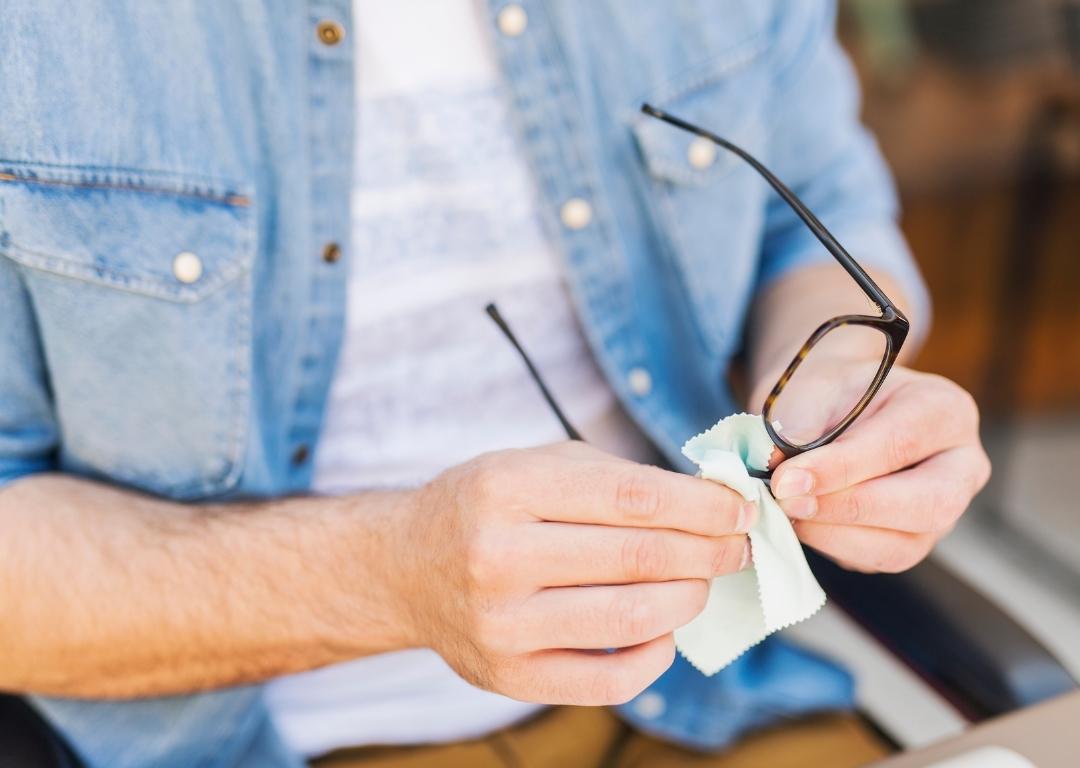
[787,0,1080,749]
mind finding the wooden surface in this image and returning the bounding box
[870,690,1080,767]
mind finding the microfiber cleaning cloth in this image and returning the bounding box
[675,413,826,675]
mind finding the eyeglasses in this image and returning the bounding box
[486,104,909,482]
[640,104,908,479]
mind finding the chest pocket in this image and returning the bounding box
[0,163,256,499]
[631,40,772,358]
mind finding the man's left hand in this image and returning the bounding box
[756,366,991,573]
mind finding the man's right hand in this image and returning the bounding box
[394,441,754,706]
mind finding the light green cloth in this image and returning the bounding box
[675,413,826,675]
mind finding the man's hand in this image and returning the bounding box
[0,443,747,700]
[395,441,753,706]
[753,364,991,573]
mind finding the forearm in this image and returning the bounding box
[748,263,918,390]
[0,474,416,699]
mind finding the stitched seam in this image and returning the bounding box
[3,239,246,303]
[531,1,644,365]
[210,220,254,497]
[177,201,255,499]
[0,172,250,207]
[488,732,522,768]
[0,157,250,191]
[652,35,769,107]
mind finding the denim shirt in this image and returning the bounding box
[0,1,928,766]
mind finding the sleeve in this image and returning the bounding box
[0,255,59,487]
[756,0,932,344]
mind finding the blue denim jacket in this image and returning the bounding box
[0,1,928,766]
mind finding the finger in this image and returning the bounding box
[505,579,709,653]
[555,461,754,536]
[505,633,676,706]
[779,445,991,533]
[772,376,979,498]
[477,452,754,537]
[523,522,749,586]
[792,520,938,574]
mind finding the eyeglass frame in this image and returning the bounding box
[483,104,910,483]
[640,104,908,479]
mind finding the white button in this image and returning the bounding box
[687,136,717,170]
[172,251,203,284]
[633,691,667,719]
[559,198,593,230]
[627,367,652,397]
[497,4,528,37]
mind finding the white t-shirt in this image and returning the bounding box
[264,0,658,758]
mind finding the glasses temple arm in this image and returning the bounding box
[640,103,898,315]
[485,303,584,442]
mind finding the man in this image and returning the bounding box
[0,1,989,766]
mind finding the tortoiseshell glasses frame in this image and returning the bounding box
[640,104,909,479]
[483,106,910,484]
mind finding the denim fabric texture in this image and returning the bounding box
[0,1,927,765]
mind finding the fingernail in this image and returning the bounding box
[736,501,758,532]
[773,468,814,499]
[780,496,817,520]
[739,538,753,570]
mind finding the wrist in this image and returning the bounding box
[306,489,425,658]
[378,486,430,650]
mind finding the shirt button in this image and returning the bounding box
[687,136,717,170]
[316,20,345,46]
[291,444,310,466]
[633,691,667,719]
[497,4,528,37]
[322,242,342,264]
[560,198,593,231]
[628,367,652,397]
[172,251,203,284]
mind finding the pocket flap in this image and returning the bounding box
[631,46,769,187]
[0,162,255,302]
